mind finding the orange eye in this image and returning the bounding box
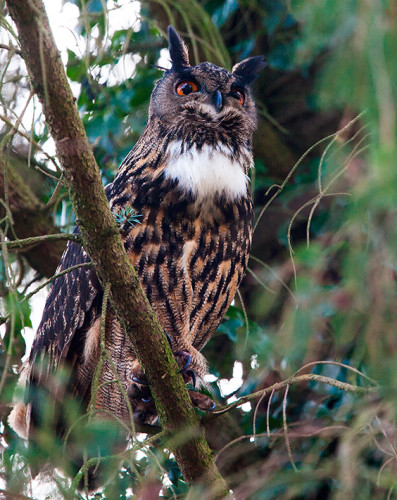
[230,87,245,106]
[176,81,199,96]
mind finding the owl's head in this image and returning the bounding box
[148,27,265,146]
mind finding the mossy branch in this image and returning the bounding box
[3,233,80,251]
[6,0,228,496]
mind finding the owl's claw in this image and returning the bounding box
[188,390,216,411]
[208,401,216,411]
[174,350,192,372]
[130,347,201,412]
[173,350,196,387]
[184,369,196,388]
[165,332,173,349]
[132,376,150,386]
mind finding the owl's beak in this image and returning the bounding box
[212,90,223,112]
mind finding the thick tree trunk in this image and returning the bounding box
[6,0,229,496]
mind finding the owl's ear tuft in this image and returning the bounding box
[168,26,190,69]
[232,56,266,84]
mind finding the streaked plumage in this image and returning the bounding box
[10,27,264,436]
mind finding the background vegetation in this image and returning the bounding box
[1,0,397,498]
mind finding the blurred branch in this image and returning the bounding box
[0,489,33,500]
[127,39,166,52]
[6,0,229,496]
[0,43,22,56]
[0,156,67,277]
[0,113,62,174]
[205,373,376,420]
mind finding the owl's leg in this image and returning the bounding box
[129,351,195,389]
[164,332,197,386]
[128,355,216,414]
[128,361,152,404]
[166,346,216,411]
[131,333,195,386]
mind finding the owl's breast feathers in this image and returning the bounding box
[109,132,253,355]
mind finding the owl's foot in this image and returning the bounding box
[130,344,197,389]
[128,377,152,402]
[128,346,216,420]
[130,387,216,424]
[173,350,197,387]
[188,390,216,411]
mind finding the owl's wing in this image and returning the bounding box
[27,233,102,410]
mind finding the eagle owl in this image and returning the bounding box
[10,27,264,437]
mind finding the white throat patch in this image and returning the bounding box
[164,141,249,201]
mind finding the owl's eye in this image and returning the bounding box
[230,87,245,106]
[176,81,199,96]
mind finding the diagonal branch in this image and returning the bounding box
[6,0,228,496]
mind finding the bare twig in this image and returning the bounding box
[21,262,92,302]
[215,424,351,464]
[292,360,378,386]
[0,43,22,55]
[267,388,275,439]
[253,111,365,233]
[0,113,62,174]
[206,373,375,420]
[253,386,268,441]
[282,384,298,471]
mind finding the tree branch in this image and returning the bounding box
[204,373,376,422]
[0,156,67,277]
[4,232,80,250]
[6,0,228,496]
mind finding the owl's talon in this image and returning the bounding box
[207,401,216,411]
[132,376,150,386]
[185,369,196,388]
[188,390,216,411]
[179,354,191,372]
[165,332,173,349]
[174,350,192,372]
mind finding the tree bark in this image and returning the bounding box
[6,0,229,496]
[0,156,66,277]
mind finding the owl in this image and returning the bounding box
[9,27,264,439]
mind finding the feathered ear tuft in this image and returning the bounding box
[232,56,266,84]
[168,26,190,69]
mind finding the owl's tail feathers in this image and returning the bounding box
[8,362,31,439]
[8,401,30,439]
